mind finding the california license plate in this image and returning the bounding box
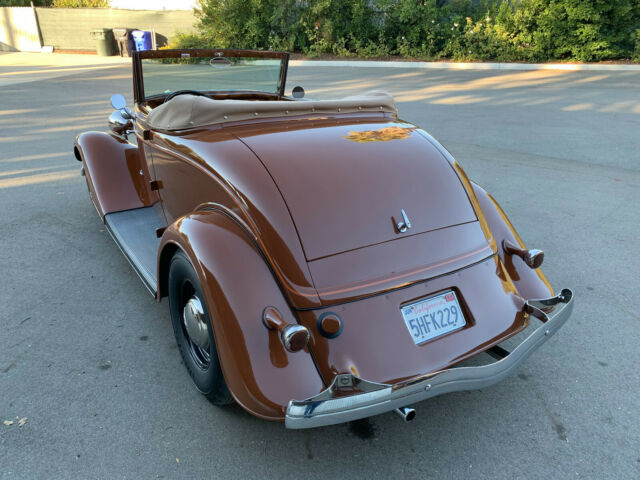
[401,291,466,345]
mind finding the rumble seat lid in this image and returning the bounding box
[146,90,397,131]
[236,119,479,262]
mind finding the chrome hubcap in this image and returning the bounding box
[182,296,210,350]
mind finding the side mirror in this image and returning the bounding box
[292,86,305,99]
[109,94,134,136]
[110,93,134,119]
[110,93,127,110]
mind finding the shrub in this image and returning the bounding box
[504,0,640,62]
[52,0,109,6]
[171,0,640,63]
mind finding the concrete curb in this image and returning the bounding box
[290,59,640,71]
[4,52,638,72]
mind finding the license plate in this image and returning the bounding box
[401,291,466,345]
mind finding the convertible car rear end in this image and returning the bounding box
[74,49,573,428]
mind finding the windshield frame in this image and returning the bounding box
[132,49,290,103]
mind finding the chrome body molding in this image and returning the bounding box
[285,289,573,429]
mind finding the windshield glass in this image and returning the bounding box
[140,53,285,99]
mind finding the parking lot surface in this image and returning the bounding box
[1,53,639,479]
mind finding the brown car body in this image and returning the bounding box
[74,49,571,427]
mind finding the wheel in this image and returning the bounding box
[168,250,233,405]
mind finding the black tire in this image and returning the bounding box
[168,250,233,406]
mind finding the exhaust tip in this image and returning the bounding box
[394,406,416,422]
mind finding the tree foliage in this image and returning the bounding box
[51,0,109,7]
[172,0,640,62]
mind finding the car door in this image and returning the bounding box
[142,133,221,225]
[132,109,168,226]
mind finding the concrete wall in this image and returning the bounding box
[0,7,41,52]
[36,8,196,51]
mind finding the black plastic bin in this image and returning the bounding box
[89,28,115,56]
[112,28,135,57]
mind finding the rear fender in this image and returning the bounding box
[74,131,155,218]
[472,182,553,300]
[157,210,324,420]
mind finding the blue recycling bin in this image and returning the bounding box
[132,30,152,51]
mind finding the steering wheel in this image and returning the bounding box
[163,89,208,103]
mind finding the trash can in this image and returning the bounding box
[131,30,152,52]
[112,28,135,57]
[89,28,115,56]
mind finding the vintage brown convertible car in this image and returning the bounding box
[74,49,573,428]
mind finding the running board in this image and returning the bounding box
[104,207,164,296]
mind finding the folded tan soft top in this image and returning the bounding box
[146,90,397,131]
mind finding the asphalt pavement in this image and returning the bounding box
[1,52,639,479]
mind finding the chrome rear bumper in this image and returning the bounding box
[285,289,573,429]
